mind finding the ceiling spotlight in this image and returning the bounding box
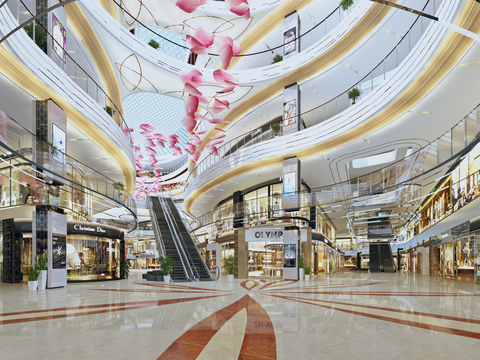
[321,155,329,160]
[408,110,432,114]
[363,138,373,145]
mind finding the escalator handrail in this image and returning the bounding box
[176,203,215,280]
[146,195,166,258]
[159,196,199,281]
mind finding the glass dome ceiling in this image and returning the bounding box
[124,92,189,159]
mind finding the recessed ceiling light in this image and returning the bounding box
[457,62,480,67]
[67,50,78,54]
[345,63,358,74]
[257,111,268,119]
[321,155,329,160]
[363,138,373,145]
[385,29,402,39]
[408,110,432,114]
[92,157,111,160]
[20,11,30,14]
[309,84,317,95]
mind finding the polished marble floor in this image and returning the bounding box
[1,271,480,359]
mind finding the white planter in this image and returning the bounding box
[305,275,310,281]
[227,274,234,281]
[38,270,47,290]
[299,268,304,280]
[28,281,38,292]
[164,275,171,283]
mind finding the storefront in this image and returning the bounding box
[0,219,124,282]
[126,239,158,270]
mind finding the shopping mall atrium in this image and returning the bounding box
[0,0,480,358]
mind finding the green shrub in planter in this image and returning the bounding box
[340,0,354,11]
[271,122,281,136]
[148,39,160,49]
[223,255,238,275]
[272,54,283,63]
[348,87,361,105]
[159,253,173,276]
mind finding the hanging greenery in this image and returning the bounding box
[148,39,160,49]
[340,0,354,11]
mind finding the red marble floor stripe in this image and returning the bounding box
[157,295,277,360]
[282,297,480,326]
[91,289,211,294]
[240,280,260,291]
[135,283,224,292]
[239,296,276,359]
[259,280,297,290]
[269,295,480,340]
[0,294,227,325]
[269,291,480,296]
[262,282,381,291]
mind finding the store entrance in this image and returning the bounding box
[248,241,283,278]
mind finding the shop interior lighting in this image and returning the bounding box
[0,157,45,183]
[354,220,382,225]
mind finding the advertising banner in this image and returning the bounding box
[282,84,300,135]
[283,156,301,211]
[282,12,300,59]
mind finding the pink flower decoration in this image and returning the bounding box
[211,139,224,146]
[186,27,215,55]
[207,118,225,124]
[182,116,197,133]
[156,140,166,148]
[175,0,207,13]
[180,70,203,88]
[139,124,156,132]
[192,152,201,163]
[185,94,199,119]
[226,0,250,19]
[210,134,226,140]
[215,128,226,132]
[146,147,157,155]
[192,138,202,146]
[212,98,230,114]
[214,36,241,69]
[206,144,219,156]
[146,139,156,148]
[213,69,239,93]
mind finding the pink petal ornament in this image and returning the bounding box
[214,36,241,69]
[210,134,226,140]
[180,70,203,88]
[215,128,226,132]
[146,147,157,155]
[192,152,201,163]
[186,26,215,54]
[185,94,199,119]
[192,138,202,146]
[139,124,156,132]
[182,116,197,133]
[212,98,230,114]
[226,0,250,19]
[207,118,224,124]
[175,0,207,13]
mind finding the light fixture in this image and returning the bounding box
[321,155,329,160]
[69,138,88,141]
[408,110,432,114]
[457,62,480,67]
[345,63,358,74]
[257,111,268,119]
[363,138,373,145]
[385,29,402,39]
[67,50,78,54]
[309,84,317,95]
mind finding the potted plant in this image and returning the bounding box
[37,252,47,290]
[348,87,361,105]
[271,123,281,136]
[299,256,304,280]
[223,255,237,281]
[340,0,354,11]
[120,260,130,279]
[115,182,125,190]
[304,265,311,281]
[272,54,283,63]
[104,105,115,117]
[159,253,173,283]
[148,39,160,49]
[27,265,39,292]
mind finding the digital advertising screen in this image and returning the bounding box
[283,99,297,126]
[52,14,66,62]
[283,171,296,196]
[283,27,296,56]
[52,124,66,164]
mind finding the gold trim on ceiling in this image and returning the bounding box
[0,46,135,195]
[185,0,480,215]
[196,1,395,157]
[99,0,119,21]
[63,1,124,120]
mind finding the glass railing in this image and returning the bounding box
[0,104,137,229]
[189,99,480,237]
[111,0,359,69]
[3,0,134,145]
[186,0,443,186]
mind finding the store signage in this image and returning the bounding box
[245,228,283,242]
[73,224,106,233]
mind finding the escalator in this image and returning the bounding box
[147,195,214,282]
[369,243,396,273]
[148,197,188,282]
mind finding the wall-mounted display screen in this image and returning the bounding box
[283,27,296,56]
[52,235,66,269]
[283,243,296,268]
[52,14,66,62]
[283,171,296,196]
[52,124,66,164]
[283,99,296,126]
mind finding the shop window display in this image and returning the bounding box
[456,237,474,281]
[67,234,120,280]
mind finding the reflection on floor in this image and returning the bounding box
[0,271,480,359]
